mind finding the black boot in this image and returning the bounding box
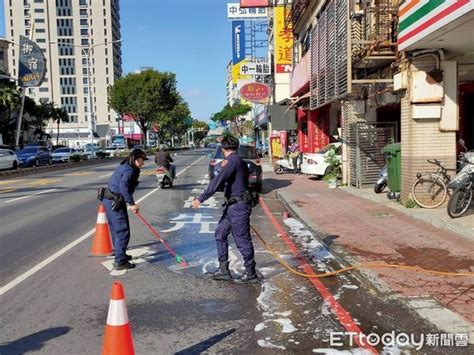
[235,268,259,283]
[114,261,135,270]
[212,261,232,281]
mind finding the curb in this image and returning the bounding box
[0,157,123,180]
[275,189,474,342]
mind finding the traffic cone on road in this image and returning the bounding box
[91,204,113,256]
[102,282,135,355]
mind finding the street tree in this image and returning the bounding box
[192,119,209,144]
[155,98,191,146]
[0,83,21,145]
[211,103,252,137]
[51,105,69,146]
[108,69,179,147]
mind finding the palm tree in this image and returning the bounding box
[0,83,21,145]
[51,105,69,146]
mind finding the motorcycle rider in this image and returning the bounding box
[155,147,176,179]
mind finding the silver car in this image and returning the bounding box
[0,149,19,170]
[52,147,81,163]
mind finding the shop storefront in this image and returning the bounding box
[397,0,474,202]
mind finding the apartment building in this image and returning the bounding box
[4,0,122,141]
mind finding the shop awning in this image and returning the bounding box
[285,91,311,112]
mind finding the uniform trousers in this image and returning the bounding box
[214,201,256,271]
[103,198,130,264]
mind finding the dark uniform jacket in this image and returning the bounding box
[155,151,173,170]
[108,161,140,206]
[198,152,248,203]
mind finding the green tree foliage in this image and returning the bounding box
[51,105,69,145]
[0,83,21,145]
[192,119,209,144]
[211,103,252,137]
[155,98,191,143]
[108,69,180,146]
[211,103,252,122]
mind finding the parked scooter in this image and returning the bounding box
[446,139,474,218]
[374,165,388,194]
[274,156,296,174]
[156,166,174,188]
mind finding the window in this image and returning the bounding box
[35,18,45,23]
[36,38,46,43]
[81,29,88,36]
[34,0,44,2]
[34,8,44,13]
[81,39,89,46]
[39,87,49,92]
[80,9,87,16]
[36,28,46,33]
[80,19,88,26]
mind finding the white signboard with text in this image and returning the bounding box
[227,3,268,20]
[240,61,271,76]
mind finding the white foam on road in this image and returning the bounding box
[257,339,286,350]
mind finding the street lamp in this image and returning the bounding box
[50,39,122,157]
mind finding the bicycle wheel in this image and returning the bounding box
[411,174,447,208]
[447,185,473,218]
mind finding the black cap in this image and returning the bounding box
[221,135,239,150]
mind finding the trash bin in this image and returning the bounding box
[382,143,401,193]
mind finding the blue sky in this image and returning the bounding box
[0,0,233,121]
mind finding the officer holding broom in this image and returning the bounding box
[192,135,258,283]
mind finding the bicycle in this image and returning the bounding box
[411,159,451,209]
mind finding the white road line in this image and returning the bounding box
[4,188,58,204]
[0,229,94,296]
[0,154,206,296]
[98,172,113,179]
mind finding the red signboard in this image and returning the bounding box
[240,0,269,8]
[240,82,271,102]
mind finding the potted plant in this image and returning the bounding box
[323,146,342,188]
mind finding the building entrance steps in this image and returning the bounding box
[261,160,473,341]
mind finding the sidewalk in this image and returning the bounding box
[261,161,474,341]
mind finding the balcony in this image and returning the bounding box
[351,0,398,69]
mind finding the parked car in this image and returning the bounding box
[300,142,342,177]
[83,147,104,159]
[51,147,81,163]
[206,142,217,149]
[208,144,263,192]
[0,149,19,170]
[104,146,118,156]
[17,146,52,167]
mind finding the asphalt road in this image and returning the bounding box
[0,149,470,354]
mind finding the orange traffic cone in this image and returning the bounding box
[102,282,135,355]
[91,204,113,256]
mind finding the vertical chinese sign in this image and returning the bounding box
[274,6,293,74]
[18,35,46,87]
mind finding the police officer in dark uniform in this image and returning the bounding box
[103,149,146,270]
[192,135,258,282]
